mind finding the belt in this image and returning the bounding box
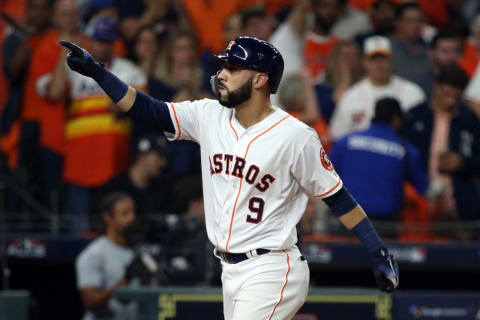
[217,248,271,264]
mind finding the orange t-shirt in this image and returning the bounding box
[19,33,51,121]
[0,120,20,169]
[63,58,146,187]
[0,0,26,109]
[263,0,294,14]
[417,0,447,28]
[304,33,339,82]
[0,0,26,169]
[64,92,132,187]
[459,40,479,78]
[64,93,132,187]
[181,0,259,53]
[30,30,66,155]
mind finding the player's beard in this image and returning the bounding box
[216,76,253,109]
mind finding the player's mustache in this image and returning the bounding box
[217,81,227,89]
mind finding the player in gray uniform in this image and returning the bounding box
[76,193,137,320]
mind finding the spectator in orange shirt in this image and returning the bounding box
[38,16,147,232]
[32,0,83,210]
[2,0,51,211]
[303,0,343,82]
[0,0,26,110]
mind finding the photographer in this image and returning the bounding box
[75,192,138,320]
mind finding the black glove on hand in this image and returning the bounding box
[371,248,399,293]
[60,40,104,79]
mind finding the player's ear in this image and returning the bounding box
[253,72,269,90]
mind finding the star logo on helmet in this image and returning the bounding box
[227,41,236,51]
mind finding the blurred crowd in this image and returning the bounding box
[1,0,480,241]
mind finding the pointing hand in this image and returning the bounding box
[60,40,104,78]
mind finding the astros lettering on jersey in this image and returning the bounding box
[165,99,343,253]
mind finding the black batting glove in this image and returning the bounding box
[60,40,104,79]
[371,248,399,293]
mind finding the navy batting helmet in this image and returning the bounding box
[213,36,284,94]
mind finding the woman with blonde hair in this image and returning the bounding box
[155,30,209,101]
[315,40,364,123]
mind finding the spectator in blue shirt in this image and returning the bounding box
[330,97,428,228]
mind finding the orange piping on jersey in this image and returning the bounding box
[229,112,239,141]
[225,115,290,252]
[313,178,342,198]
[268,250,290,320]
[170,102,181,140]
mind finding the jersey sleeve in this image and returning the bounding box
[292,132,343,198]
[165,99,205,143]
[75,248,102,289]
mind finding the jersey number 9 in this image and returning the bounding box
[246,197,264,224]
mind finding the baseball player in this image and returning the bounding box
[60,36,399,320]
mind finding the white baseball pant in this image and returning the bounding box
[220,246,309,320]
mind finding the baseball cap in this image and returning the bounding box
[86,16,117,41]
[364,36,391,58]
[134,135,171,156]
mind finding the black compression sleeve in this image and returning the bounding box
[322,186,358,217]
[126,90,175,134]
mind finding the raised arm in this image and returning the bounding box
[60,40,174,133]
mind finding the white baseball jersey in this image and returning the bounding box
[330,76,426,141]
[166,99,342,253]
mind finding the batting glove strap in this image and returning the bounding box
[371,248,399,293]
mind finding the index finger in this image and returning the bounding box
[59,40,84,55]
